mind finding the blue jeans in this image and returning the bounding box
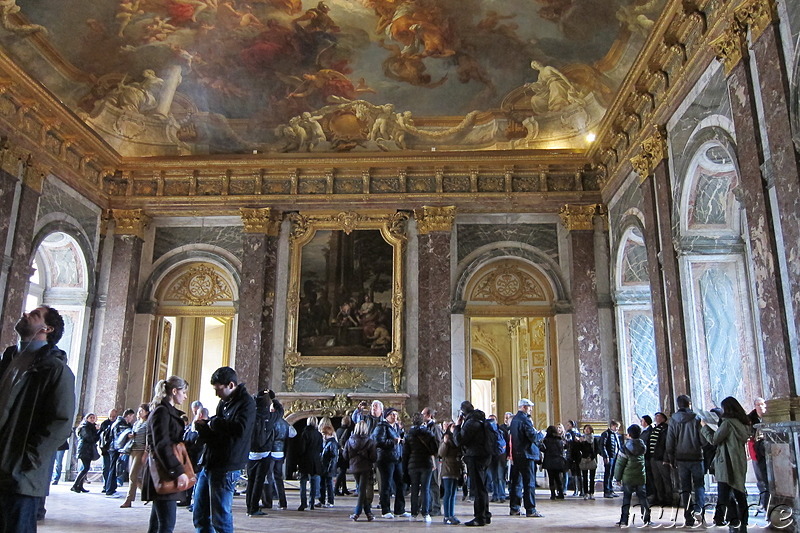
[603,456,617,494]
[509,458,537,512]
[0,492,38,533]
[148,500,177,533]
[676,460,705,520]
[409,467,432,516]
[621,483,650,524]
[265,456,286,508]
[193,468,238,533]
[52,449,66,483]
[299,473,319,508]
[320,474,335,505]
[377,461,405,515]
[353,471,374,517]
[442,478,457,519]
[104,450,120,494]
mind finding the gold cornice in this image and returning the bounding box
[762,396,800,423]
[112,208,150,239]
[630,130,668,181]
[22,155,50,193]
[415,205,456,234]
[240,207,281,236]
[711,24,746,76]
[559,204,600,232]
[734,0,776,42]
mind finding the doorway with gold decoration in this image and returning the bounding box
[144,261,238,408]
[463,258,557,429]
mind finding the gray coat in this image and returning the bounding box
[701,418,750,493]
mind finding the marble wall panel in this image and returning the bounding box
[38,180,99,246]
[626,312,659,417]
[456,223,558,263]
[153,225,243,263]
[292,366,399,394]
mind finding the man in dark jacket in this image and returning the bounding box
[453,401,491,527]
[371,407,409,518]
[245,389,282,516]
[508,398,544,518]
[421,407,443,516]
[98,408,118,495]
[647,412,672,506]
[267,409,292,510]
[193,366,256,533]
[0,306,75,533]
[599,420,621,497]
[105,408,135,496]
[664,394,705,526]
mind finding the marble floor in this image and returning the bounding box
[39,480,767,532]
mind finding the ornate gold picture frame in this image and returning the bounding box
[284,211,409,391]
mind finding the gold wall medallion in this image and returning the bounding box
[283,210,408,392]
[318,366,369,390]
[164,263,234,306]
[471,263,546,306]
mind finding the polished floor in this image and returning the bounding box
[38,478,770,533]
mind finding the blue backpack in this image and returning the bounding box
[484,420,506,457]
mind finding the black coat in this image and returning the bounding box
[542,435,567,471]
[297,425,323,475]
[453,409,488,458]
[344,434,377,474]
[371,420,403,463]
[196,383,256,472]
[510,410,540,461]
[142,400,187,502]
[76,422,100,461]
[403,425,437,472]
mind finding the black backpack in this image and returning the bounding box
[484,420,506,457]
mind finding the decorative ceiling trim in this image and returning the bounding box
[240,207,281,236]
[559,204,601,232]
[711,25,747,76]
[416,205,456,234]
[734,0,777,42]
[111,208,149,239]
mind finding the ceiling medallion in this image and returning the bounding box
[473,263,545,305]
[318,366,368,390]
[165,264,233,306]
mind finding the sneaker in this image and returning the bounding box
[509,510,521,516]
[105,492,121,498]
[411,514,419,521]
[366,514,375,522]
[448,517,461,525]
[526,510,544,518]
[246,510,266,517]
[382,512,395,519]
[589,495,595,500]
[423,515,432,523]
[349,514,359,521]
[399,512,412,518]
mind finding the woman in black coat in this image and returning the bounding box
[344,420,378,521]
[296,416,323,511]
[142,376,191,533]
[70,413,99,493]
[402,413,437,520]
[542,425,567,499]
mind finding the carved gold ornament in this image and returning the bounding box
[734,0,776,42]
[112,208,150,239]
[240,207,281,235]
[559,204,598,231]
[318,366,368,390]
[288,394,355,419]
[415,205,456,234]
[712,25,746,76]
[165,264,233,306]
[472,263,546,305]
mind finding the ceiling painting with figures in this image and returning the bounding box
[5,0,665,154]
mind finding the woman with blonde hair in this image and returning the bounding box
[142,376,190,533]
[344,420,377,521]
[319,416,339,507]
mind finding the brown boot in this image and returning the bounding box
[120,499,132,508]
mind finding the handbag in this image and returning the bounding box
[580,456,598,470]
[147,442,197,495]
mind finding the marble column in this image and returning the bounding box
[0,160,47,347]
[236,207,281,391]
[713,20,795,399]
[416,206,454,418]
[94,209,147,414]
[631,132,691,408]
[0,168,19,319]
[560,204,606,421]
[741,1,800,385]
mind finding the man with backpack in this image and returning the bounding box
[509,398,544,518]
[245,389,282,517]
[453,401,491,527]
[99,409,118,494]
[105,409,135,497]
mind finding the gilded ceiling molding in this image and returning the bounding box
[711,24,746,76]
[240,207,281,236]
[415,205,456,234]
[630,129,668,181]
[734,0,777,42]
[112,208,150,239]
[559,204,600,231]
[22,155,50,193]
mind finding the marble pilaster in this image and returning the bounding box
[749,19,800,384]
[416,206,454,417]
[725,50,794,398]
[94,211,146,414]
[236,208,281,391]
[639,175,675,411]
[0,168,43,346]
[0,170,18,317]
[560,204,606,421]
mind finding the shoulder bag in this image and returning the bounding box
[146,442,197,495]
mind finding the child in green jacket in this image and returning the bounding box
[614,424,651,526]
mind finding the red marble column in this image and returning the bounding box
[416,206,454,418]
[720,26,795,398]
[0,165,44,347]
[638,175,674,411]
[560,205,606,421]
[236,208,281,391]
[94,210,146,414]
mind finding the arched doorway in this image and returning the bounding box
[462,258,556,426]
[145,261,238,408]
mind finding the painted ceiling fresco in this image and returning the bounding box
[3,0,665,155]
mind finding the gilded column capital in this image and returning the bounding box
[22,155,50,193]
[711,24,747,76]
[415,205,456,234]
[630,130,668,181]
[559,204,599,232]
[630,153,653,182]
[112,209,150,239]
[734,0,777,42]
[240,207,282,236]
